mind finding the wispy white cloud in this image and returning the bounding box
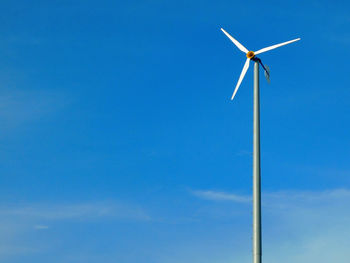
[34,225,49,230]
[1,190,350,263]
[0,200,151,260]
[0,245,41,257]
[0,88,69,132]
[190,188,350,263]
[0,201,151,221]
[192,188,350,206]
[191,190,251,203]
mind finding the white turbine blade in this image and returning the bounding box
[254,38,300,55]
[221,28,249,54]
[231,58,250,100]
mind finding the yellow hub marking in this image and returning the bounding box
[246,51,255,59]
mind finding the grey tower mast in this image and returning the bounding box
[253,61,261,263]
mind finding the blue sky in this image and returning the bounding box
[0,0,350,262]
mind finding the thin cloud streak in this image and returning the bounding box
[0,201,151,222]
[0,87,69,132]
[191,190,251,203]
[34,225,49,230]
[0,201,151,260]
[192,188,350,206]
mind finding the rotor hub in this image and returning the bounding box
[246,51,255,59]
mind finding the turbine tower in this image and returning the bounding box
[221,28,300,263]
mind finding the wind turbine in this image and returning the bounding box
[221,28,300,263]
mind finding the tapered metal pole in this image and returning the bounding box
[253,61,261,263]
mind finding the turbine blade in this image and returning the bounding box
[254,38,300,55]
[264,65,270,84]
[221,28,249,54]
[231,58,250,100]
[257,59,270,82]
